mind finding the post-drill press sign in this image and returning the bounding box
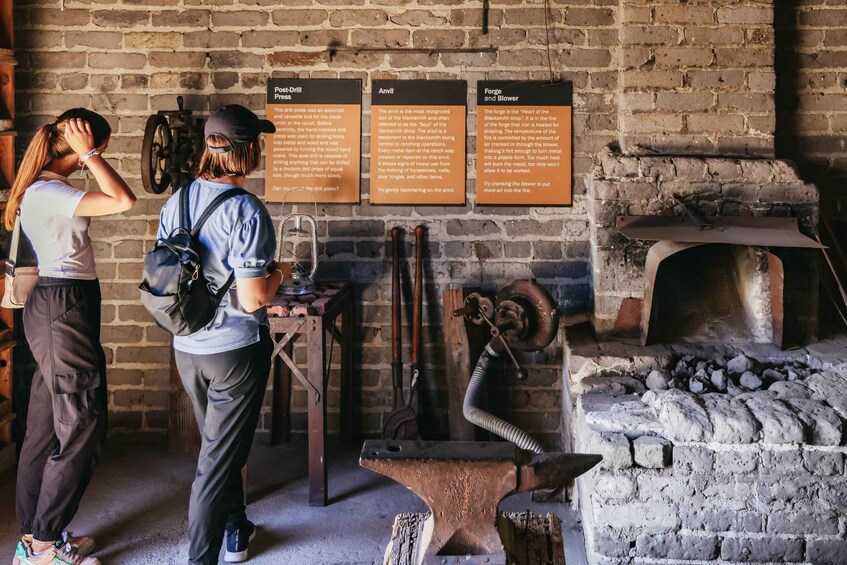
[265,78,362,204]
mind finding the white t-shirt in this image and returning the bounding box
[19,171,96,280]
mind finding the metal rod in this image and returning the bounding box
[328,47,497,53]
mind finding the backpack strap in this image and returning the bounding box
[178,182,192,231]
[190,187,250,238]
[188,187,251,301]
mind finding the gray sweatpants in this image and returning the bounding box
[175,327,271,565]
[16,277,108,542]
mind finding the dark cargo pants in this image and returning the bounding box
[16,278,108,542]
[175,327,271,565]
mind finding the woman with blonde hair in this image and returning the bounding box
[8,108,136,565]
[156,105,280,564]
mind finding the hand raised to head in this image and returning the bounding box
[63,118,96,158]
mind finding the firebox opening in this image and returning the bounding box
[646,244,774,345]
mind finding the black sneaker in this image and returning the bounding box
[224,520,256,563]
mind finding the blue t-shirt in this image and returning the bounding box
[157,179,276,355]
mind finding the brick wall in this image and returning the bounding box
[14,0,619,441]
[775,2,847,204]
[11,0,818,441]
[619,0,776,156]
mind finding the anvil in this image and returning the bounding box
[360,440,601,564]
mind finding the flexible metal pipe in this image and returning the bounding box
[462,340,546,454]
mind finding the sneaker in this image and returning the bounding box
[21,533,95,557]
[13,538,100,565]
[224,520,256,563]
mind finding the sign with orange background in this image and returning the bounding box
[266,78,361,203]
[476,81,572,206]
[370,80,467,205]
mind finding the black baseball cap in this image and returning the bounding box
[204,105,275,153]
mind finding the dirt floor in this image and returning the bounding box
[0,439,589,564]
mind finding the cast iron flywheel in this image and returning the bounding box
[495,279,559,351]
[141,113,173,194]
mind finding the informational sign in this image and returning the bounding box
[370,80,467,205]
[266,78,361,203]
[476,81,572,206]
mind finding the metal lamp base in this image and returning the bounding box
[280,274,317,296]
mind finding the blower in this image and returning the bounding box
[453,279,559,453]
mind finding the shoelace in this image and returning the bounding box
[56,542,84,564]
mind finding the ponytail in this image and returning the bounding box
[3,108,111,230]
[3,124,53,230]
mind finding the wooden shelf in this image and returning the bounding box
[0,48,14,67]
[0,0,16,483]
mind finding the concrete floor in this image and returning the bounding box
[0,440,589,565]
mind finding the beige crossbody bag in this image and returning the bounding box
[2,210,39,309]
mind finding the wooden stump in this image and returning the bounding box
[383,511,566,565]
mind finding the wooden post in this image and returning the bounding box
[442,287,487,441]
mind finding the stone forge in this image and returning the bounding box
[566,339,847,565]
[587,149,821,347]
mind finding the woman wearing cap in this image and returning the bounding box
[6,109,136,565]
[156,105,281,564]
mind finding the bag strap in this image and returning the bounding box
[179,185,250,301]
[216,271,236,301]
[6,210,20,276]
[178,182,191,231]
[189,187,250,238]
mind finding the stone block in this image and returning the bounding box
[721,537,803,562]
[805,372,847,419]
[589,531,633,559]
[633,436,672,468]
[636,473,693,502]
[674,445,714,474]
[595,502,680,532]
[766,508,839,535]
[682,507,764,533]
[806,539,847,565]
[701,393,759,443]
[742,394,805,444]
[715,449,758,474]
[768,380,813,400]
[591,471,637,503]
[587,430,633,470]
[654,389,713,442]
[579,394,664,438]
[802,450,844,476]
[636,532,719,560]
[760,449,804,473]
[784,398,843,446]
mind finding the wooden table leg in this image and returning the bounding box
[271,337,293,446]
[340,299,353,445]
[307,317,328,507]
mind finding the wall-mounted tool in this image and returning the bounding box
[141,96,203,194]
[454,279,559,453]
[382,225,425,440]
[276,190,320,296]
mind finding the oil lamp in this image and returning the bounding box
[276,190,319,295]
